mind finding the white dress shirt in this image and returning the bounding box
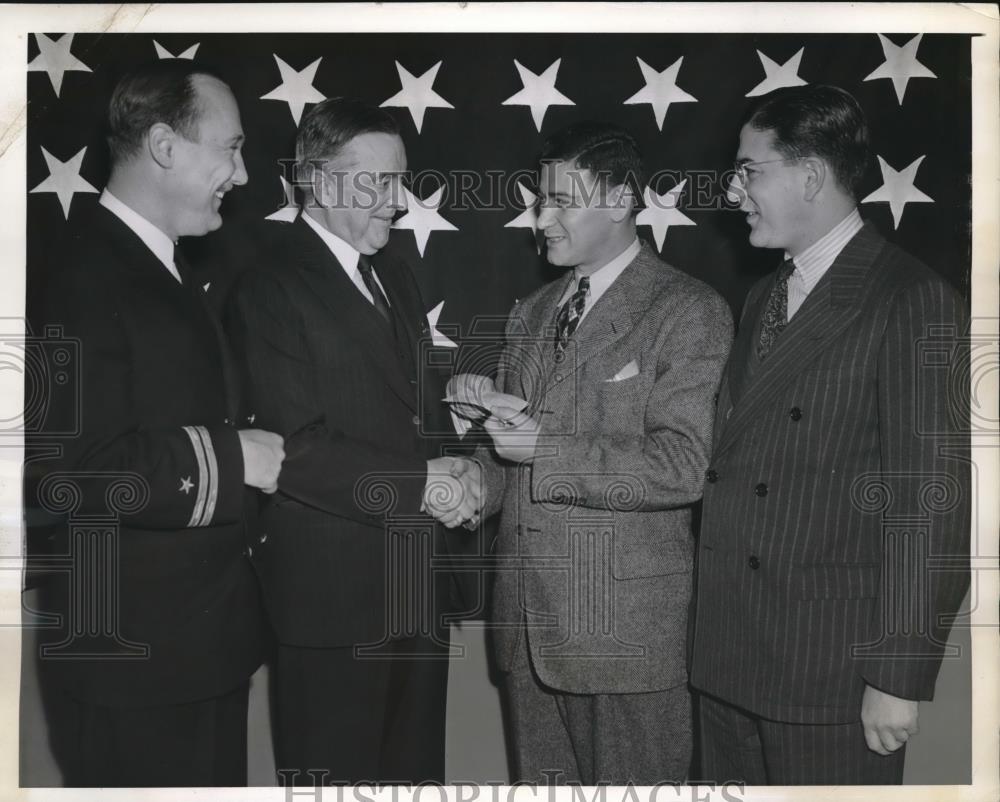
[786,208,864,320]
[301,211,390,306]
[99,190,180,283]
[554,237,641,322]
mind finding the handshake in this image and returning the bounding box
[422,456,483,529]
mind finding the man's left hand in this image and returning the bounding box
[483,405,539,463]
[861,684,919,755]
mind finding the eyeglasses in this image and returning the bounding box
[732,158,802,182]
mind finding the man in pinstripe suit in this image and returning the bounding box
[689,85,970,784]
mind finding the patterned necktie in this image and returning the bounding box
[358,254,392,325]
[756,258,796,361]
[555,275,590,356]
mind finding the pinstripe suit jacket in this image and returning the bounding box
[689,222,970,724]
[480,244,733,693]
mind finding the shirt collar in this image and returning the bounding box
[99,189,178,279]
[301,210,361,272]
[785,208,864,290]
[561,237,641,304]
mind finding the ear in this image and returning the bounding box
[312,164,339,208]
[147,123,176,169]
[802,157,827,202]
[608,183,635,224]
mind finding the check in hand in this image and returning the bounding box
[483,405,540,463]
[239,429,285,494]
[422,456,481,528]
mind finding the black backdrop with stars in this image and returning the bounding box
[27,30,972,375]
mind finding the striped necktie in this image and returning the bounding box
[555,275,590,356]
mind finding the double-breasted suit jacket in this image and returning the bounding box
[32,203,264,708]
[480,244,733,694]
[689,222,971,724]
[225,217,453,649]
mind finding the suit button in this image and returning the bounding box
[789,406,803,421]
[706,469,718,483]
[412,415,421,425]
[554,374,563,383]
[748,555,760,570]
[258,532,268,544]
[754,483,768,497]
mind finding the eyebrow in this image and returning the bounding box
[227,134,245,146]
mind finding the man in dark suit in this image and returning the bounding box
[471,122,733,784]
[225,98,478,785]
[689,85,970,784]
[31,60,284,786]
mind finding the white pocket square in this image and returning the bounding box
[608,360,639,382]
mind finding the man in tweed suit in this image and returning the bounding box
[474,122,733,784]
[689,85,970,784]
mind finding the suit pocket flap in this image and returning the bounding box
[614,537,693,579]
[798,563,880,600]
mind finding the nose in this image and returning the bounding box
[388,176,408,213]
[537,204,556,230]
[726,172,746,209]
[231,150,249,187]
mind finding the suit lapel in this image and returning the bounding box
[714,223,886,457]
[289,219,418,412]
[543,245,657,390]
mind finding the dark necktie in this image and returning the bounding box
[358,254,392,325]
[756,258,796,361]
[555,275,590,356]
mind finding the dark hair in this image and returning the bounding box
[107,60,226,165]
[295,97,400,182]
[743,84,870,195]
[539,121,646,208]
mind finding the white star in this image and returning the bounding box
[380,61,454,134]
[864,34,936,105]
[746,48,808,97]
[426,302,458,349]
[392,185,458,257]
[202,282,211,292]
[29,147,99,219]
[623,57,697,131]
[861,155,934,229]
[266,175,300,222]
[179,476,194,494]
[28,33,92,97]
[504,182,541,254]
[260,55,326,125]
[635,180,696,251]
[501,59,575,132]
[154,40,200,60]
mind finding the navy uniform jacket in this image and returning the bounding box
[32,203,265,708]
[689,222,970,724]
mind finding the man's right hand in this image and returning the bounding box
[239,429,285,493]
[422,456,480,528]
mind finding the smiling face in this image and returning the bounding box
[537,160,629,275]
[312,131,408,255]
[166,75,248,239]
[732,123,812,255]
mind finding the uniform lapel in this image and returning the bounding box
[714,223,885,457]
[290,219,418,412]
